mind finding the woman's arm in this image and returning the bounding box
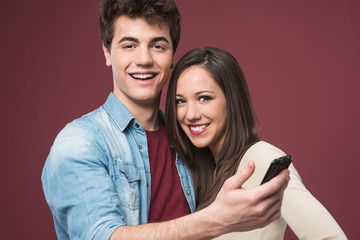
[282,163,347,239]
[227,141,347,239]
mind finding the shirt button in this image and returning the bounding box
[186,190,190,195]
[135,123,140,128]
[125,174,129,178]
[138,145,143,149]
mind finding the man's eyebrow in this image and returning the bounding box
[150,36,170,44]
[118,36,139,44]
[117,36,170,45]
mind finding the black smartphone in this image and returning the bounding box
[260,155,292,184]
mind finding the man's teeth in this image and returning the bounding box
[190,125,207,131]
[132,74,154,79]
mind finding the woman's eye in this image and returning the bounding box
[199,96,211,102]
[175,99,185,105]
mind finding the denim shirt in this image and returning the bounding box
[41,93,196,240]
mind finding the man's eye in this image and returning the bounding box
[123,44,134,49]
[153,44,165,50]
[199,96,211,102]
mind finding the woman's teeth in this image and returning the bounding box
[190,125,207,131]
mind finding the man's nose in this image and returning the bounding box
[135,47,153,66]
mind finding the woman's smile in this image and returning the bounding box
[188,124,210,135]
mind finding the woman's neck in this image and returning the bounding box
[209,134,225,162]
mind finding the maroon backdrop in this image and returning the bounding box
[1,0,358,239]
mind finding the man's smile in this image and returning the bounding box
[130,73,156,80]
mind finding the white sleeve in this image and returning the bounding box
[239,141,347,239]
[282,163,347,239]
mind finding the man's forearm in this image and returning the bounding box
[110,208,220,240]
[110,162,289,240]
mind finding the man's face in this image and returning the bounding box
[103,16,173,108]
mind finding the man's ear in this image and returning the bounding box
[102,44,112,67]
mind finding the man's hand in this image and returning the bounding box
[110,161,289,240]
[204,160,290,236]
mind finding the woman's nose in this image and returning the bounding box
[185,102,201,121]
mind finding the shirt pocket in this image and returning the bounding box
[113,157,141,210]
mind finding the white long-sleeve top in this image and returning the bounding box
[215,141,347,240]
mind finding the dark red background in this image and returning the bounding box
[1,0,358,239]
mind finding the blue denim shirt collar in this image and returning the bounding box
[103,93,135,132]
[103,92,166,131]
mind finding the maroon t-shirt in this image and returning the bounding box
[146,122,190,222]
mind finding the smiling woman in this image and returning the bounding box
[165,47,347,239]
[175,66,227,157]
[166,47,260,210]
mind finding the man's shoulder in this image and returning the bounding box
[60,105,112,137]
[45,104,129,170]
[54,103,130,155]
[47,105,120,158]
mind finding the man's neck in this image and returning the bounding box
[113,92,161,131]
[131,103,160,131]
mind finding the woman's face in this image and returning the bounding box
[175,66,227,157]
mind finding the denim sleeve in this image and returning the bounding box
[42,121,125,240]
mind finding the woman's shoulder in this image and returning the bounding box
[243,141,286,160]
[238,141,287,189]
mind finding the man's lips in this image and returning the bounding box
[188,124,209,135]
[130,73,157,80]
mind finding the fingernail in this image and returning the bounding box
[246,161,253,169]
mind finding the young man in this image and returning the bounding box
[41,0,289,239]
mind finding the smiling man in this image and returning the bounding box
[103,16,173,116]
[41,0,290,239]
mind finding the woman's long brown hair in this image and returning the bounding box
[165,47,259,210]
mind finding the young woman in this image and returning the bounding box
[165,47,347,239]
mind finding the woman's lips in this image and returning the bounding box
[188,124,209,135]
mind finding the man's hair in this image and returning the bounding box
[165,47,259,210]
[99,0,181,53]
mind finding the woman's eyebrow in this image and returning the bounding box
[195,90,215,95]
[176,90,215,97]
